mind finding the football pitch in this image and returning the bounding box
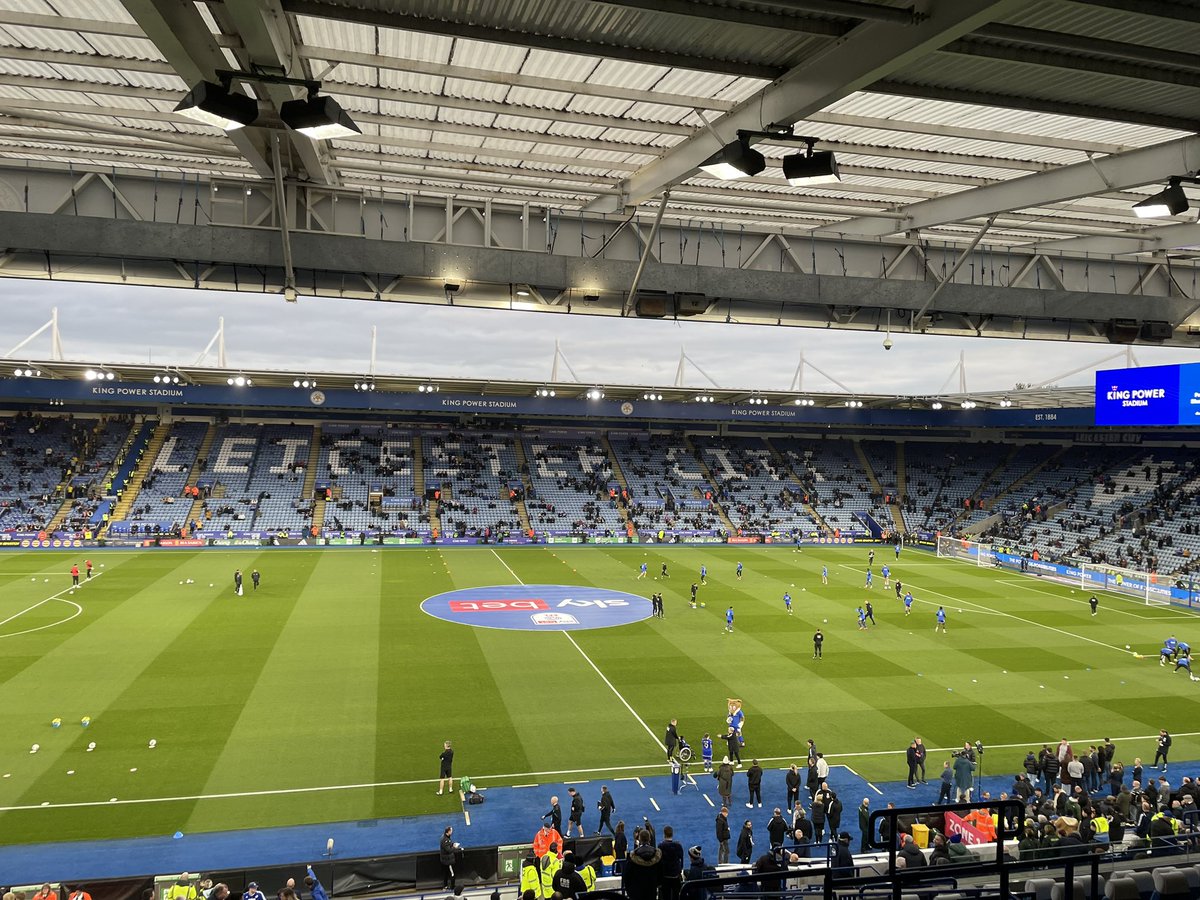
[0,544,1197,847]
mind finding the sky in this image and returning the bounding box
[3,279,1200,396]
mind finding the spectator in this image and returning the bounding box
[622,829,663,900]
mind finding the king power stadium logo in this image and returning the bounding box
[422,584,653,631]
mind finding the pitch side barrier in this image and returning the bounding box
[0,530,890,550]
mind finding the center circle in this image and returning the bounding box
[420,584,653,631]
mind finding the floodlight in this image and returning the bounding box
[1133,179,1188,218]
[699,138,765,180]
[174,81,258,131]
[279,94,361,140]
[782,148,841,186]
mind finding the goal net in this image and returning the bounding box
[1079,562,1169,605]
[937,536,1007,568]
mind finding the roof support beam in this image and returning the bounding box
[120,0,274,178]
[827,134,1200,237]
[1031,223,1200,256]
[587,0,1030,213]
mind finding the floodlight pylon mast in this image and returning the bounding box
[1031,346,1140,388]
[788,350,854,394]
[6,306,64,360]
[550,340,581,382]
[673,346,721,388]
[193,317,227,368]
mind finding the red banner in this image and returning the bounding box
[944,812,991,845]
[728,536,761,544]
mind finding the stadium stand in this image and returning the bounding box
[772,437,886,536]
[200,423,314,533]
[692,434,816,535]
[423,429,523,538]
[0,414,126,531]
[315,424,425,534]
[607,431,722,534]
[116,420,208,533]
[521,431,625,534]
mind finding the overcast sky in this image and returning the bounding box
[3,279,1199,396]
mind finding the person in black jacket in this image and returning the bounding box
[715,807,731,864]
[552,852,587,900]
[597,785,616,836]
[810,797,827,843]
[831,832,856,875]
[746,760,763,808]
[897,835,927,869]
[658,825,685,900]
[614,821,629,872]
[767,807,788,849]
[1154,730,1172,771]
[736,820,755,864]
[543,795,562,832]
[665,720,679,761]
[785,765,801,810]
[566,787,585,838]
[906,741,919,788]
[622,830,663,900]
[439,826,460,889]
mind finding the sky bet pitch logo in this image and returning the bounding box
[422,584,652,631]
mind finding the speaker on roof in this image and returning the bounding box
[1140,321,1173,342]
[675,292,710,317]
[635,291,669,318]
[1104,319,1141,344]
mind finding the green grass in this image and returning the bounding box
[0,544,1196,846]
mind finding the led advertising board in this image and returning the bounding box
[1095,362,1200,426]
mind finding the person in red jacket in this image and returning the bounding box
[70,564,80,586]
[85,559,93,579]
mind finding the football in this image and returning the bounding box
[700,602,706,608]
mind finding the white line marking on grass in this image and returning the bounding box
[704,794,715,807]
[868,784,883,795]
[838,564,1136,656]
[491,548,667,756]
[0,573,99,639]
[6,729,1198,814]
[650,797,660,812]
[995,580,1196,620]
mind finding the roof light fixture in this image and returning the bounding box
[782,139,841,186]
[699,136,765,180]
[1133,176,1193,218]
[279,94,362,140]
[174,80,258,131]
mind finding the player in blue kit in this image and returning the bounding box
[736,561,743,580]
[903,592,914,616]
[701,733,714,771]
[881,564,890,588]
[865,569,873,589]
[935,606,947,633]
[638,562,648,579]
[725,606,734,633]
[1174,650,1194,677]
[857,606,868,630]
[701,564,708,585]
[1160,645,1176,666]
[783,591,792,615]
[895,541,901,560]
[821,565,828,584]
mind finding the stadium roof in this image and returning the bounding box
[5,358,1094,410]
[2,0,1200,251]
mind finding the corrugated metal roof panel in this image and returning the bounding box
[503,86,571,110]
[40,0,138,24]
[450,38,526,73]
[0,23,93,53]
[442,76,511,104]
[1005,0,1200,56]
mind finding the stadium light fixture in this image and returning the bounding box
[279,94,361,140]
[13,367,40,377]
[582,294,600,303]
[844,399,863,408]
[418,383,440,393]
[176,71,361,140]
[960,400,977,409]
[782,139,841,186]
[793,398,815,406]
[536,388,556,397]
[931,401,943,410]
[354,381,376,391]
[642,392,663,401]
[293,378,316,389]
[174,80,258,131]
[153,373,180,384]
[699,136,766,180]
[1133,177,1191,218]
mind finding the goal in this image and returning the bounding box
[1079,562,1169,606]
[936,540,1012,573]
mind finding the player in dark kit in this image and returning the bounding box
[812,629,824,659]
[1089,594,1097,616]
[251,569,261,591]
[864,601,876,626]
[894,580,902,599]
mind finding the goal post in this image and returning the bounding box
[1079,562,1167,605]
[937,535,1008,568]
